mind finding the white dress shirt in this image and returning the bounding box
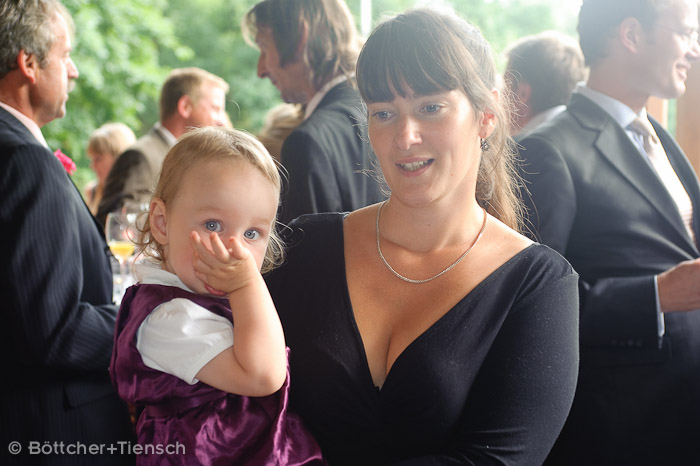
[515,105,566,136]
[304,74,351,120]
[0,101,49,148]
[154,121,177,146]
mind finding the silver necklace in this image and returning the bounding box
[375,201,487,284]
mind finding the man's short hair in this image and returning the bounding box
[159,67,229,120]
[0,0,73,79]
[505,31,587,115]
[242,0,362,90]
[578,0,677,67]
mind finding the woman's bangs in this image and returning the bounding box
[359,20,457,102]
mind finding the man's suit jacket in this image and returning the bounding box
[279,81,385,222]
[0,107,133,465]
[518,93,700,465]
[96,125,171,226]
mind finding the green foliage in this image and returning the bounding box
[42,0,184,188]
[38,0,578,190]
[158,0,281,132]
[361,0,570,70]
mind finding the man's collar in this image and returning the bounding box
[0,101,49,148]
[154,121,177,146]
[576,84,641,129]
[304,75,351,120]
[516,105,566,136]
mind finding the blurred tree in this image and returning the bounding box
[42,0,185,188]
[42,0,578,190]
[363,0,566,69]
[158,0,280,132]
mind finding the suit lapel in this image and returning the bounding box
[0,106,108,238]
[569,94,698,253]
[0,106,39,143]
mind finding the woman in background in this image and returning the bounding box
[84,122,135,214]
[257,103,304,162]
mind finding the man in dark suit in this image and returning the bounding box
[243,0,385,222]
[518,1,700,464]
[0,1,133,464]
[96,67,229,226]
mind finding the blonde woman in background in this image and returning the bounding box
[257,103,304,161]
[84,122,136,214]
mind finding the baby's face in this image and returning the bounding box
[161,159,278,295]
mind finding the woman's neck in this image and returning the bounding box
[377,197,484,253]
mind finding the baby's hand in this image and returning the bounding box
[190,232,259,297]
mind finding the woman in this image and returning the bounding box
[266,8,579,465]
[84,122,136,214]
[257,102,304,162]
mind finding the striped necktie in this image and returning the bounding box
[629,116,695,244]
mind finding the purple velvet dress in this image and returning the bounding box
[110,283,325,466]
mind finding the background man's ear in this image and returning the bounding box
[16,50,38,84]
[177,95,193,118]
[514,82,532,106]
[619,17,644,54]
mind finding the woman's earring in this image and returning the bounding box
[480,138,490,152]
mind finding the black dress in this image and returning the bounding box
[266,213,579,466]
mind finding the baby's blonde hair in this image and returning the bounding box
[138,126,284,274]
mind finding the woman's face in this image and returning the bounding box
[367,88,494,207]
[87,150,116,185]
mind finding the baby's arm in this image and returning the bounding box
[190,231,286,397]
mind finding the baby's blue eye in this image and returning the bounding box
[423,104,440,113]
[244,229,261,240]
[204,220,223,233]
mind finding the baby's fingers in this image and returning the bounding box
[225,236,251,261]
[190,231,218,267]
[208,232,232,261]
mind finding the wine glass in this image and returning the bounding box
[105,210,139,302]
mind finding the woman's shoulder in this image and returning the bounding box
[494,243,579,313]
[496,242,576,286]
[476,218,577,307]
[520,242,575,275]
[485,217,574,279]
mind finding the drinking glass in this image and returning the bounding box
[105,210,139,302]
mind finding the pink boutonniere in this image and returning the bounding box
[54,149,76,175]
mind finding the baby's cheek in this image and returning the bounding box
[253,242,269,271]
